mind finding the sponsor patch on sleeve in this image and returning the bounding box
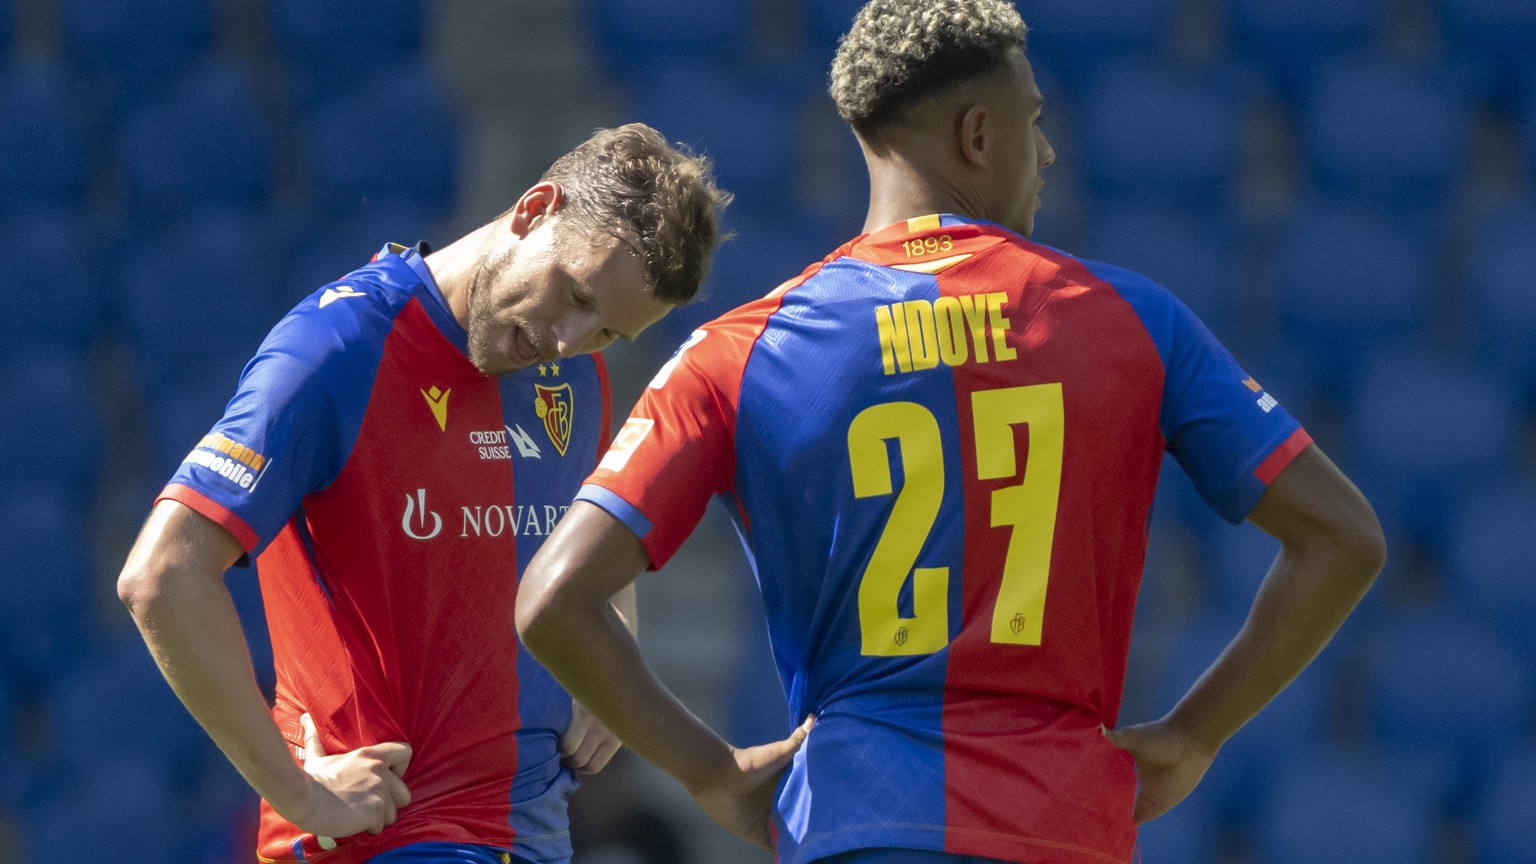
[598,418,654,473]
[180,432,272,492]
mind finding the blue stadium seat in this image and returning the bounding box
[589,0,752,76]
[22,755,181,864]
[305,65,458,221]
[1088,205,1239,336]
[1468,201,1536,396]
[1078,61,1250,209]
[803,0,864,54]
[1475,744,1536,864]
[1365,607,1534,790]
[118,60,271,222]
[1348,350,1518,546]
[0,60,91,211]
[1447,483,1536,663]
[1301,59,1476,211]
[1255,745,1439,864]
[269,0,422,101]
[1147,614,1339,827]
[1271,200,1434,395]
[1438,0,1536,105]
[120,211,283,432]
[633,65,803,219]
[1015,0,1177,89]
[279,203,444,303]
[0,487,98,688]
[48,635,210,785]
[1229,0,1386,98]
[2,211,101,366]
[60,0,214,113]
[1135,788,1218,864]
[0,353,107,502]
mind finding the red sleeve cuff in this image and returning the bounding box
[157,483,261,552]
[1253,428,1313,485]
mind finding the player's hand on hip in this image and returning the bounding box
[1102,719,1215,825]
[561,700,623,774]
[691,715,814,852]
[288,712,413,841]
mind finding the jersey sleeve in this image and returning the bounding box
[157,295,380,553]
[577,330,740,569]
[1087,259,1310,523]
[1157,291,1310,523]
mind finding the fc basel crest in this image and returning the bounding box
[533,383,573,457]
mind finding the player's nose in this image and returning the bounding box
[552,312,601,358]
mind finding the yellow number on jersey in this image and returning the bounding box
[847,384,1065,655]
[848,402,949,656]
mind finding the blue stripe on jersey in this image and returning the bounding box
[166,253,427,555]
[1072,255,1302,522]
[732,258,961,861]
[576,484,653,539]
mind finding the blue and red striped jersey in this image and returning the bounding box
[578,215,1308,864]
[159,244,611,864]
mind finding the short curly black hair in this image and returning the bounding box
[830,0,1027,137]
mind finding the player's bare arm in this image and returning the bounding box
[516,501,810,850]
[558,582,638,775]
[117,500,413,838]
[1105,444,1385,823]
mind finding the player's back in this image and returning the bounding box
[722,215,1163,864]
[587,212,1307,864]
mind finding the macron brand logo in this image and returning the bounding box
[422,386,450,431]
[318,284,365,308]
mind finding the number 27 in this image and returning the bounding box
[847,383,1064,656]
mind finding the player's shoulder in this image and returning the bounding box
[266,254,427,362]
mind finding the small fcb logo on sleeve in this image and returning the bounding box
[181,432,271,491]
[534,383,574,456]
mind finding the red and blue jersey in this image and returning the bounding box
[159,244,611,864]
[578,215,1310,864]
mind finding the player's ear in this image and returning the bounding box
[509,182,567,238]
[957,103,989,169]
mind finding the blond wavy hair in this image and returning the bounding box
[830,0,1028,137]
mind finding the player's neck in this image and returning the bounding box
[423,222,497,330]
[861,151,987,235]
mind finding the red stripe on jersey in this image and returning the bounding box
[939,238,1158,863]
[1255,427,1313,484]
[158,483,261,551]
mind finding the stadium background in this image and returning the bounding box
[0,0,1533,861]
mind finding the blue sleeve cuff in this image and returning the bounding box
[575,484,653,541]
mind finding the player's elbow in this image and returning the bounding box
[116,557,169,621]
[515,567,572,659]
[1311,484,1388,589]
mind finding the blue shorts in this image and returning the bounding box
[366,843,539,864]
[814,851,1022,864]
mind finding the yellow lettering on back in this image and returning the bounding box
[987,293,1017,361]
[932,296,968,367]
[875,305,905,375]
[957,295,990,363]
[903,300,940,371]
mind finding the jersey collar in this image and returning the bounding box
[378,241,471,354]
[847,213,1019,271]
